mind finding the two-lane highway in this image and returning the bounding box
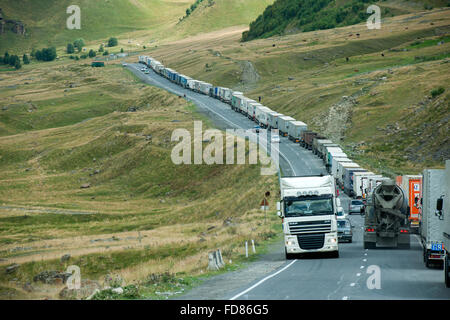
[127,63,450,300]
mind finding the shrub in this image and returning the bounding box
[35,47,57,61]
[23,54,30,64]
[67,43,75,54]
[108,37,118,47]
[73,38,85,52]
[431,87,445,98]
[88,49,96,58]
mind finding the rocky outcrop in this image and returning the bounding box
[0,8,26,35]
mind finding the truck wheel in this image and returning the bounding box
[285,248,295,260]
[445,254,450,288]
[425,253,431,268]
[364,242,375,249]
[332,251,339,258]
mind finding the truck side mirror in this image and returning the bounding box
[276,201,281,211]
[336,198,341,207]
[277,211,283,218]
[436,198,443,211]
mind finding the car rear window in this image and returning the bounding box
[352,200,363,205]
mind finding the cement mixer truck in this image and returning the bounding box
[363,179,410,249]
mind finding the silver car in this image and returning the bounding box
[349,199,364,214]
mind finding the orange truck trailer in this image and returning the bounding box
[396,175,422,233]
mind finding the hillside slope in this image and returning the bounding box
[0,0,274,53]
[242,0,450,41]
[142,8,450,175]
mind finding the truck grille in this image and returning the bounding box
[297,233,325,250]
[288,220,331,235]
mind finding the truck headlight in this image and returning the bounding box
[286,240,295,246]
[328,238,337,243]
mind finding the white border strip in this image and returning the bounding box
[229,259,297,300]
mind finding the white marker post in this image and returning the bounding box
[251,239,256,254]
[245,241,248,258]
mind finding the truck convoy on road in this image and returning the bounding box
[277,175,339,259]
[137,56,449,267]
[364,180,410,249]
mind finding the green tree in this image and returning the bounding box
[4,52,10,65]
[14,60,22,70]
[103,50,109,56]
[99,44,104,52]
[120,48,124,53]
[23,54,30,64]
[73,38,85,52]
[88,49,96,58]
[108,37,118,47]
[67,43,75,54]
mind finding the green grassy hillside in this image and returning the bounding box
[242,0,450,41]
[143,8,450,175]
[0,0,274,53]
[0,0,190,52]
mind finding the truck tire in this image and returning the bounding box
[285,248,295,260]
[364,242,375,249]
[425,254,431,268]
[445,254,450,288]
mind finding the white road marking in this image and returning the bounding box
[342,296,349,300]
[350,283,356,287]
[360,266,365,269]
[229,260,297,300]
[356,273,361,277]
[363,259,367,262]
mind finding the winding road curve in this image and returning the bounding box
[127,63,450,300]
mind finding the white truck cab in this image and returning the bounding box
[277,175,339,259]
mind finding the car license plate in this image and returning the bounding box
[431,243,443,251]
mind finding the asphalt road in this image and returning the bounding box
[127,63,450,300]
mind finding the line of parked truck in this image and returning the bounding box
[138,55,388,203]
[137,56,450,286]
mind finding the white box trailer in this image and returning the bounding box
[199,82,213,95]
[421,169,446,267]
[187,79,197,91]
[288,121,308,143]
[325,147,344,167]
[267,112,283,130]
[337,162,360,187]
[278,116,295,136]
[220,88,233,103]
[247,102,262,120]
[231,92,244,111]
[242,98,257,115]
[154,63,164,74]
[360,174,382,199]
[331,157,351,178]
[367,176,390,195]
[442,160,450,287]
[353,172,375,198]
[318,143,339,160]
[313,139,332,155]
[255,106,272,127]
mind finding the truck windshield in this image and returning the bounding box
[284,196,334,217]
